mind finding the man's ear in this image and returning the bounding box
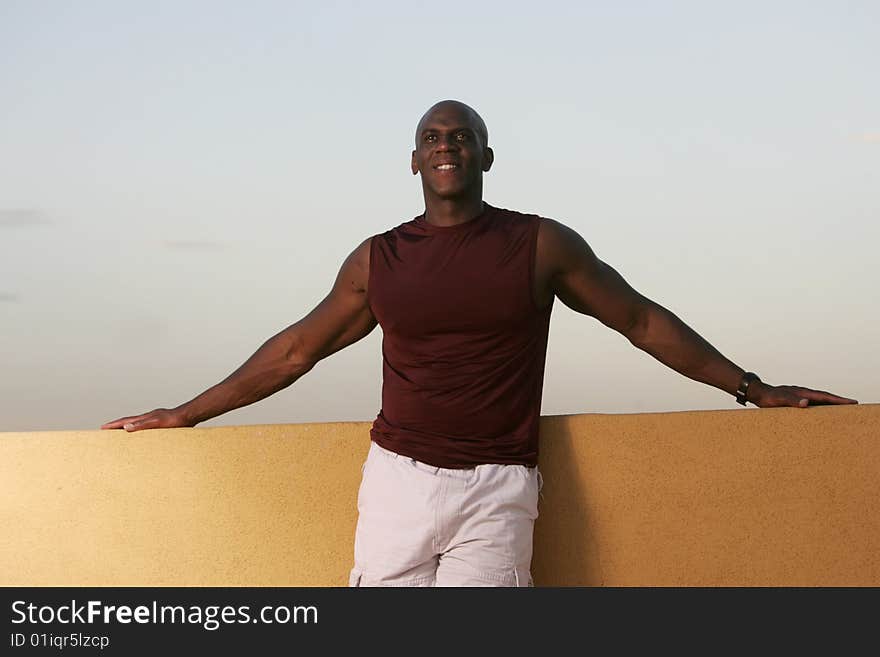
[411,150,419,175]
[482,147,494,172]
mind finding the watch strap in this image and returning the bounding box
[736,372,761,406]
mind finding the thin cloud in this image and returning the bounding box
[0,293,20,303]
[161,240,226,251]
[0,209,50,228]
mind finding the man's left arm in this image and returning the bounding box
[538,218,858,407]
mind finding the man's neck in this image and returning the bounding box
[422,196,485,227]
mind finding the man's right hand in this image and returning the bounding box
[101,408,193,432]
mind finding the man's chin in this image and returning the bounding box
[425,184,474,201]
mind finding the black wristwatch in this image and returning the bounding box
[736,372,761,406]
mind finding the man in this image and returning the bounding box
[103,100,857,587]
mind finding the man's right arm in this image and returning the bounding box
[101,237,377,432]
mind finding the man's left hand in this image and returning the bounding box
[749,382,858,408]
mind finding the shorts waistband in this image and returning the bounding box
[369,441,538,481]
[370,441,473,478]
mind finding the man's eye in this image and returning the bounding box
[424,135,436,142]
[456,133,469,141]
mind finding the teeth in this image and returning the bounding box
[436,164,457,170]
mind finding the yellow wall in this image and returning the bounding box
[2,405,877,586]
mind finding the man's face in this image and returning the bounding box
[411,103,493,200]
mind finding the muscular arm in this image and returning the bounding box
[102,238,377,431]
[536,218,857,407]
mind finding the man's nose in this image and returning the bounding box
[435,135,459,150]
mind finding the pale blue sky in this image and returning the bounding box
[1,1,877,430]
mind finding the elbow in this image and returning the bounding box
[280,333,318,377]
[622,305,652,349]
[286,352,318,379]
[287,355,317,378]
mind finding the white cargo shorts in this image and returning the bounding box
[349,440,543,587]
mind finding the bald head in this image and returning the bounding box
[411,99,494,203]
[415,100,489,149]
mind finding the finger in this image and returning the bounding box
[820,394,859,404]
[795,389,859,406]
[123,416,162,432]
[101,416,141,430]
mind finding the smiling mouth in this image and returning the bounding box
[434,164,458,171]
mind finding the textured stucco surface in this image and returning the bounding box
[2,405,877,586]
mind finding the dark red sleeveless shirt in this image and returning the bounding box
[367,203,553,468]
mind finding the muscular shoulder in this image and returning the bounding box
[337,237,372,294]
[530,217,596,307]
[536,217,598,279]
